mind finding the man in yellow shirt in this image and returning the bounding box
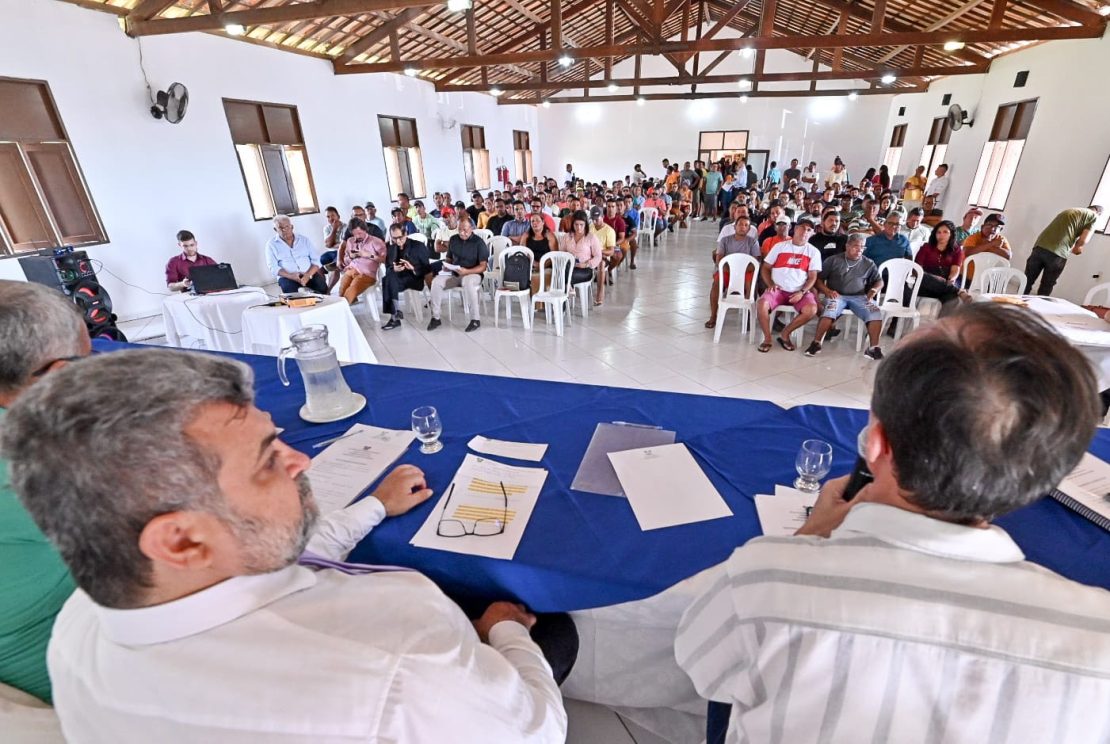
[589,206,616,306]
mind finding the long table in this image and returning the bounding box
[94,340,1110,610]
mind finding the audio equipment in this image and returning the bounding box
[18,248,127,341]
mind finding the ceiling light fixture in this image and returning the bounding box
[739,46,754,59]
[446,0,472,11]
[403,67,418,76]
[541,100,551,108]
[490,87,504,97]
[636,96,646,106]
[737,78,751,90]
[224,23,246,36]
[943,40,966,51]
[848,91,859,101]
[1100,4,1110,14]
[558,54,574,67]
[607,83,619,92]
[880,73,897,84]
[740,94,749,103]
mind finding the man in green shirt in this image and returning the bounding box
[1025,205,1104,295]
[0,280,89,703]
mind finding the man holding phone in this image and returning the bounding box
[381,224,431,331]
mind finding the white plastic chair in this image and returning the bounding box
[1083,281,1110,307]
[572,269,593,319]
[639,207,659,248]
[714,254,760,344]
[493,247,534,330]
[978,267,1027,295]
[962,253,1009,293]
[485,235,516,299]
[533,251,574,337]
[877,258,924,340]
[0,681,64,744]
[407,232,428,245]
[473,228,494,244]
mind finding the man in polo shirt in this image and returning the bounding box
[706,216,761,329]
[1025,205,1104,296]
[265,216,326,294]
[499,201,530,240]
[165,230,217,292]
[678,302,1110,744]
[428,215,489,333]
[755,218,822,352]
[805,232,885,360]
[864,211,912,267]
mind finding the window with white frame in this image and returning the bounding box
[884,124,907,175]
[969,99,1037,210]
[461,124,490,191]
[1088,155,1110,234]
[378,115,427,200]
[919,116,951,177]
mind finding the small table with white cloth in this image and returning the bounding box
[240,295,377,364]
[161,287,270,353]
[980,294,1110,387]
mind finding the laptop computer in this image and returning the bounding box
[190,263,238,294]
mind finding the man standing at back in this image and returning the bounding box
[1025,205,1103,295]
[677,303,1110,744]
[1,349,567,743]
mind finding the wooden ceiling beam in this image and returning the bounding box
[338,7,424,62]
[990,0,1009,29]
[126,0,177,23]
[871,0,887,32]
[1019,0,1105,25]
[503,86,926,104]
[440,63,985,91]
[126,0,438,36]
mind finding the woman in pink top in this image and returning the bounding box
[338,219,387,305]
[559,210,602,294]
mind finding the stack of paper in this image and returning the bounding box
[468,435,548,462]
[607,443,733,530]
[305,424,415,513]
[754,485,817,537]
[1054,452,1110,531]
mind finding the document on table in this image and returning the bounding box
[410,454,548,560]
[755,488,817,537]
[571,422,676,496]
[468,435,548,462]
[607,443,733,530]
[1054,452,1110,530]
[305,424,415,514]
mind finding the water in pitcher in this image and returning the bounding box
[298,352,352,418]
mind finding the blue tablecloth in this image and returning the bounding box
[93,340,1110,610]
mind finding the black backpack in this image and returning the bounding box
[500,251,532,292]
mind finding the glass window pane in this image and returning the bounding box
[284,146,316,213]
[383,147,403,201]
[236,144,275,220]
[408,147,426,198]
[989,139,1024,210]
[475,149,490,190]
[261,146,295,216]
[700,131,723,150]
[1091,157,1110,233]
[883,146,902,174]
[463,149,476,192]
[933,144,947,171]
[968,143,994,207]
[723,131,747,150]
[919,144,934,171]
[978,141,1007,208]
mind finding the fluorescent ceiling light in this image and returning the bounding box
[541,100,551,108]
[943,40,966,51]
[403,67,418,76]
[224,23,246,36]
[636,96,646,106]
[607,83,619,92]
[848,91,859,101]
[558,54,573,67]
[880,73,897,84]
[446,0,472,11]
[738,47,754,58]
[490,87,504,97]
[737,79,751,90]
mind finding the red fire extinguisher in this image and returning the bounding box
[497,164,510,187]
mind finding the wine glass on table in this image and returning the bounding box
[412,406,444,454]
[794,439,833,494]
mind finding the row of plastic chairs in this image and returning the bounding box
[491,248,593,337]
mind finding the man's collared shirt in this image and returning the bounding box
[864,232,912,266]
[47,496,566,743]
[165,253,216,286]
[265,233,320,278]
[676,503,1110,744]
[500,219,531,239]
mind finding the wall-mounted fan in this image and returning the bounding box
[947,103,973,130]
[150,82,189,124]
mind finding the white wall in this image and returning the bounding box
[0,0,536,320]
[883,31,1110,302]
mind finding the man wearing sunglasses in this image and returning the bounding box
[0,280,90,704]
[381,223,432,331]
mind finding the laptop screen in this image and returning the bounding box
[190,263,237,294]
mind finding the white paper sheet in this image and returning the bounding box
[305,424,415,514]
[607,443,733,530]
[1057,452,1110,522]
[468,435,548,462]
[755,492,817,536]
[410,454,548,560]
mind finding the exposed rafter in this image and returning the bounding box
[503,86,928,104]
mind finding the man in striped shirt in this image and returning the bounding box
[676,303,1110,744]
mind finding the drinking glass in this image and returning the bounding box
[794,439,833,493]
[412,406,444,454]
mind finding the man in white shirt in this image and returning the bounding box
[899,206,931,254]
[755,217,822,352]
[925,162,951,209]
[0,349,567,744]
[676,303,1110,744]
[266,215,327,294]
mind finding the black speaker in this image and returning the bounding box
[941,93,952,105]
[1015,70,1029,87]
[18,248,127,341]
[898,106,906,116]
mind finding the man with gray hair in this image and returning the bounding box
[265,215,327,294]
[806,232,886,360]
[1,349,567,742]
[0,280,88,703]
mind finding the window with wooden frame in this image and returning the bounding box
[378,115,427,201]
[919,116,951,177]
[513,130,533,183]
[884,124,907,175]
[461,124,490,192]
[223,99,318,221]
[1089,155,1110,234]
[0,78,107,256]
[969,99,1037,210]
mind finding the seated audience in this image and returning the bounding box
[434,210,460,254]
[428,215,488,333]
[706,216,761,329]
[364,202,387,237]
[899,207,931,254]
[391,207,418,236]
[760,217,791,257]
[621,194,640,270]
[559,197,582,231]
[320,207,344,291]
[602,199,628,276]
[337,219,387,306]
[529,198,557,233]
[467,192,486,225]
[913,220,969,311]
[0,349,568,742]
[805,232,885,360]
[560,211,603,295]
[412,201,441,241]
[501,202,531,240]
[809,209,847,261]
[962,213,1012,288]
[0,281,87,704]
[954,206,983,245]
[381,224,432,330]
[589,206,617,304]
[266,216,327,294]
[165,230,217,292]
[756,218,822,352]
[864,212,912,267]
[677,303,1109,744]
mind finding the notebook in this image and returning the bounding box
[1051,452,1110,532]
[190,263,238,294]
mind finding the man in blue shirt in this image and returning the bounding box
[499,201,531,239]
[266,215,327,294]
[864,212,912,267]
[621,194,641,270]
